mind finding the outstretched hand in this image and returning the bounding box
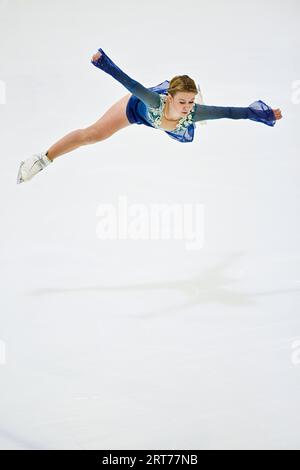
[273,108,282,120]
[91,51,102,64]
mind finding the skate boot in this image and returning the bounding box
[17,151,53,184]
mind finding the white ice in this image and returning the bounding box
[0,0,300,450]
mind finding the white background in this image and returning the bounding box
[0,0,299,450]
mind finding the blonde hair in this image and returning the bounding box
[167,75,198,97]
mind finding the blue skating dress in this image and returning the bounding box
[91,48,276,144]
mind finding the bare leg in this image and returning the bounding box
[46,93,132,161]
[46,129,88,160]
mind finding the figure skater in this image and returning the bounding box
[17,47,282,184]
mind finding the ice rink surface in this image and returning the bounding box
[0,0,300,450]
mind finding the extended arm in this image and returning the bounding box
[91,48,161,109]
[193,101,276,126]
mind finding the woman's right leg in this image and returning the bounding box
[16,93,133,184]
[46,93,132,160]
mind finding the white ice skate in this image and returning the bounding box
[17,151,53,184]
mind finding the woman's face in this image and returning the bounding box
[168,92,197,117]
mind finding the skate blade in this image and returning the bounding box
[17,161,25,184]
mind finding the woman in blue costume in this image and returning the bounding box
[17,48,283,183]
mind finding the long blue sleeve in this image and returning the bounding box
[91,48,161,109]
[193,100,276,126]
